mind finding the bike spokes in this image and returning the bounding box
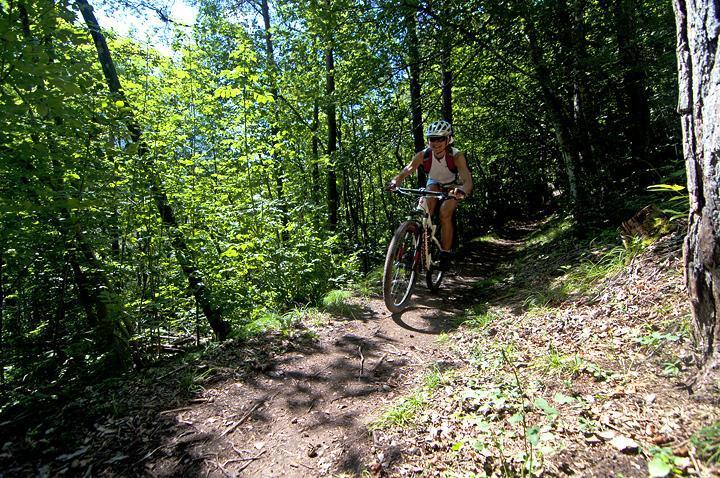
[383,222,420,312]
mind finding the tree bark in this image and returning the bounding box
[259,0,287,237]
[326,45,339,228]
[523,15,586,222]
[613,0,650,171]
[441,30,453,124]
[673,0,720,391]
[76,0,230,340]
[404,4,426,186]
[312,101,321,204]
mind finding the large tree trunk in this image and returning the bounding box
[673,0,720,391]
[76,0,230,340]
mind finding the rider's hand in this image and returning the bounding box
[450,188,467,200]
[386,180,398,191]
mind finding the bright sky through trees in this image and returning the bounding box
[95,0,197,55]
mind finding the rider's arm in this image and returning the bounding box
[390,152,423,187]
[454,152,473,196]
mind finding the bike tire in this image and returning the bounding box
[426,266,444,291]
[383,221,421,313]
[426,227,445,291]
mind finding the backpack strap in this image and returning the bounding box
[446,149,457,173]
[423,148,458,174]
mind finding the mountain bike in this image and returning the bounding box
[382,187,452,313]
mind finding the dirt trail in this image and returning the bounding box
[0,226,527,478]
[136,228,527,477]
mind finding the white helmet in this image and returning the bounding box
[425,120,453,143]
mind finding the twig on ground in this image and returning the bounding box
[310,363,334,378]
[222,403,260,436]
[223,391,280,436]
[157,365,188,381]
[688,444,703,477]
[358,345,365,377]
[236,450,267,473]
[135,444,165,464]
[159,406,194,415]
[210,459,233,478]
[371,353,388,374]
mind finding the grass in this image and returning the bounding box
[532,347,584,378]
[521,215,574,249]
[691,421,720,465]
[457,303,500,329]
[517,231,650,314]
[370,365,449,429]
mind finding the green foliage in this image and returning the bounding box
[370,366,448,429]
[647,183,689,223]
[370,391,426,429]
[691,422,720,465]
[533,347,584,378]
[0,0,683,419]
[321,289,354,313]
[458,304,499,329]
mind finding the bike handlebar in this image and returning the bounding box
[388,187,452,200]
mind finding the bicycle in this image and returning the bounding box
[382,187,453,313]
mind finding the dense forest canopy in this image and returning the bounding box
[0,0,682,403]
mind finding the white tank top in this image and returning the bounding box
[428,147,460,184]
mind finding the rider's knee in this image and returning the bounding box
[440,204,457,221]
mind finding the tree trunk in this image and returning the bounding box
[673,0,720,391]
[76,0,230,340]
[326,45,339,228]
[614,0,650,170]
[441,32,453,124]
[259,0,287,237]
[19,2,131,364]
[0,251,4,384]
[404,4,425,186]
[312,101,321,205]
[523,15,586,222]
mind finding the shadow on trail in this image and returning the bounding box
[396,220,534,323]
[0,300,398,477]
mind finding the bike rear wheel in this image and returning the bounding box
[383,221,420,313]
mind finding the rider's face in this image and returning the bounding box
[428,137,448,155]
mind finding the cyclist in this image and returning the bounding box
[387,120,473,270]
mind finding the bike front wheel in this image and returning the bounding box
[426,233,445,292]
[383,221,421,313]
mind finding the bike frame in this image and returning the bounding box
[393,187,450,272]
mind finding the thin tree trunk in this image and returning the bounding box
[326,45,338,228]
[0,251,4,384]
[673,0,720,391]
[404,4,426,187]
[523,15,585,222]
[613,0,650,170]
[312,101,320,204]
[19,2,130,364]
[76,0,230,340]
[259,0,287,237]
[441,32,453,124]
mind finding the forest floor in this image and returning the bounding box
[2,216,720,477]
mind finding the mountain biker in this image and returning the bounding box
[387,120,473,270]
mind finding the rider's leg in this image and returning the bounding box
[426,182,442,217]
[439,199,458,251]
